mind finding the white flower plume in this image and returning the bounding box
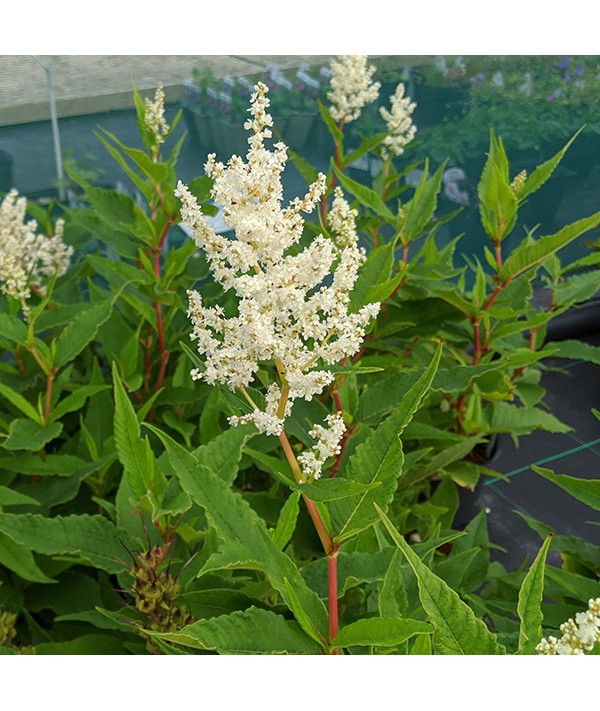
[175,82,380,437]
[0,189,72,318]
[327,55,380,124]
[379,82,417,159]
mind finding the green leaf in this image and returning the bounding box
[543,339,600,366]
[0,453,85,477]
[283,578,328,650]
[520,128,584,201]
[317,99,343,144]
[332,163,397,224]
[112,363,163,512]
[0,313,26,345]
[553,271,600,307]
[402,160,446,243]
[296,478,381,502]
[517,534,553,654]
[144,424,328,637]
[0,531,54,583]
[152,607,321,654]
[349,243,394,311]
[49,385,111,423]
[0,486,39,508]
[192,423,256,486]
[0,383,42,424]
[333,617,432,649]
[378,548,408,618]
[486,403,571,435]
[398,435,484,490]
[376,505,506,655]
[271,491,301,550]
[329,343,442,543]
[532,466,600,511]
[2,419,62,451]
[499,210,600,282]
[478,131,517,242]
[0,513,131,574]
[54,299,115,367]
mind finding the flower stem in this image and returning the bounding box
[328,546,341,652]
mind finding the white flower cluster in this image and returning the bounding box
[328,187,359,249]
[327,55,380,124]
[379,83,417,160]
[536,598,600,655]
[144,83,170,148]
[175,82,380,438]
[0,190,72,316]
[297,412,346,481]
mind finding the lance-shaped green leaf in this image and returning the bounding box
[0,383,42,425]
[486,403,571,435]
[48,385,111,423]
[0,513,132,574]
[499,210,600,283]
[543,339,600,367]
[517,534,553,654]
[376,505,506,655]
[349,243,394,311]
[332,162,398,224]
[283,578,328,650]
[402,159,446,244]
[478,131,517,242]
[329,343,442,544]
[333,617,431,649]
[379,548,408,618]
[532,466,600,511]
[150,607,321,654]
[144,424,328,637]
[0,531,54,583]
[519,128,584,201]
[0,453,85,477]
[54,298,115,368]
[270,491,301,550]
[112,363,164,513]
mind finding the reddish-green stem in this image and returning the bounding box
[278,427,339,649]
[495,240,503,268]
[327,547,341,650]
[44,369,56,423]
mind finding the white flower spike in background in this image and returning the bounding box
[0,189,72,318]
[327,55,380,124]
[379,83,417,159]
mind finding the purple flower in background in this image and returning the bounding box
[557,56,571,70]
[573,63,585,77]
[563,71,571,83]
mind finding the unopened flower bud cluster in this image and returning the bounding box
[0,190,72,316]
[536,597,600,655]
[327,55,380,124]
[379,83,417,160]
[175,82,379,468]
[144,83,170,148]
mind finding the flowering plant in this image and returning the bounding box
[0,58,599,658]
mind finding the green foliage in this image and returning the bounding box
[0,62,598,656]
